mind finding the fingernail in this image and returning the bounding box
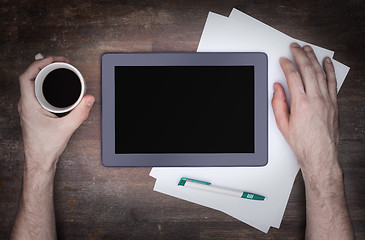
[86,98,95,107]
[291,42,300,48]
[325,57,332,64]
[279,57,287,63]
[35,53,44,60]
[303,45,312,52]
[273,83,278,92]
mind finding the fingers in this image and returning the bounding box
[19,57,54,101]
[63,95,95,132]
[53,56,70,63]
[323,57,337,105]
[19,56,70,101]
[290,43,320,96]
[272,82,290,138]
[279,57,305,104]
[302,45,329,98]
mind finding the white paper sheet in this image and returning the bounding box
[150,8,350,233]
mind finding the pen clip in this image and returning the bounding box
[178,177,211,186]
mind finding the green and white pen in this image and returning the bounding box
[178,177,266,201]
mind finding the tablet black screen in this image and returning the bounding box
[115,66,254,154]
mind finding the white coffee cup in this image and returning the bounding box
[35,62,85,114]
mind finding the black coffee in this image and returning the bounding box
[42,68,81,108]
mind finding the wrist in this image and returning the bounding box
[302,162,344,195]
[24,152,58,176]
[299,146,342,184]
[23,165,56,185]
[22,161,56,200]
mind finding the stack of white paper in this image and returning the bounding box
[150,8,350,233]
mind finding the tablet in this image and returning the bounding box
[102,52,267,167]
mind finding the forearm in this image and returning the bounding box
[11,156,57,240]
[13,56,93,240]
[302,155,354,240]
[273,44,355,239]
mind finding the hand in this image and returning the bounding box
[18,56,95,172]
[272,43,341,180]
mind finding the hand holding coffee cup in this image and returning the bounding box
[35,58,85,114]
[18,55,95,169]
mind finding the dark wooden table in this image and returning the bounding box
[1,1,364,239]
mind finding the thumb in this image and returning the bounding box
[271,83,289,137]
[64,94,95,132]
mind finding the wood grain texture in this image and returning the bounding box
[0,0,364,239]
